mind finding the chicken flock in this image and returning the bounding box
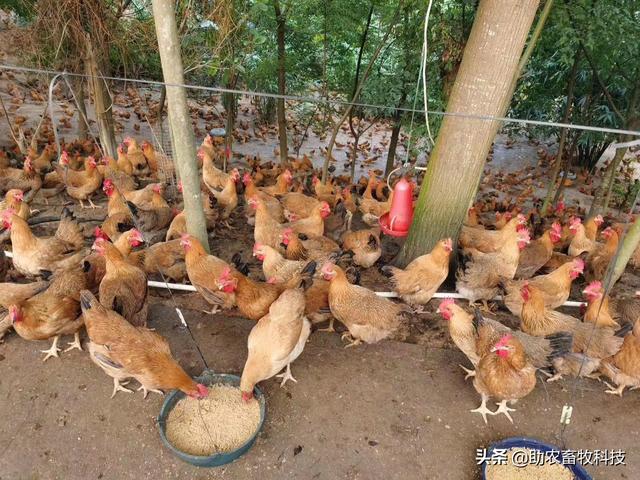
[1,134,639,427]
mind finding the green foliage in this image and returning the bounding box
[0,0,34,20]
[2,0,639,160]
[512,0,640,145]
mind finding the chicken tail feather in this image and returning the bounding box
[615,322,633,338]
[40,269,53,280]
[544,331,573,361]
[300,260,317,278]
[380,265,397,278]
[94,352,123,370]
[231,252,250,276]
[80,289,99,312]
[345,266,361,285]
[126,201,139,217]
[472,307,485,332]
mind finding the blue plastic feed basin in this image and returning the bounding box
[157,371,266,468]
[481,437,592,479]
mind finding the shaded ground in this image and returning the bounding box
[1,303,638,480]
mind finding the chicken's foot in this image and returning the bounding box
[459,364,476,380]
[412,305,426,315]
[64,332,83,352]
[603,381,625,397]
[202,305,220,315]
[546,372,564,383]
[111,378,133,398]
[341,332,362,348]
[87,196,98,209]
[137,385,164,399]
[78,199,86,209]
[40,336,61,362]
[538,369,552,378]
[223,220,236,229]
[275,364,297,387]
[480,300,497,313]
[470,394,494,424]
[317,319,335,333]
[494,400,516,423]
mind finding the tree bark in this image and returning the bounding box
[152,0,209,252]
[395,0,540,266]
[273,0,288,164]
[602,145,628,212]
[385,113,403,176]
[589,144,627,216]
[76,78,89,141]
[85,35,117,158]
[223,70,239,172]
[350,130,360,181]
[610,215,640,286]
[552,132,580,205]
[157,84,166,147]
[541,48,580,215]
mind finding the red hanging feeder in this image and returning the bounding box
[379,177,414,237]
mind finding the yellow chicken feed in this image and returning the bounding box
[165,384,260,456]
[485,447,575,480]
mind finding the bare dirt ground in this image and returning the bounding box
[1,304,639,480]
[2,18,640,480]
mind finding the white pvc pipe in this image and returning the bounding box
[147,280,197,292]
[611,138,640,149]
[2,250,586,307]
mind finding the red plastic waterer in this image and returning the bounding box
[379,177,414,237]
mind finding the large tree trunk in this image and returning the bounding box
[541,48,580,215]
[273,0,288,164]
[396,0,540,266]
[85,35,117,158]
[152,0,209,252]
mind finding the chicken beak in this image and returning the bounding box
[241,391,254,403]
